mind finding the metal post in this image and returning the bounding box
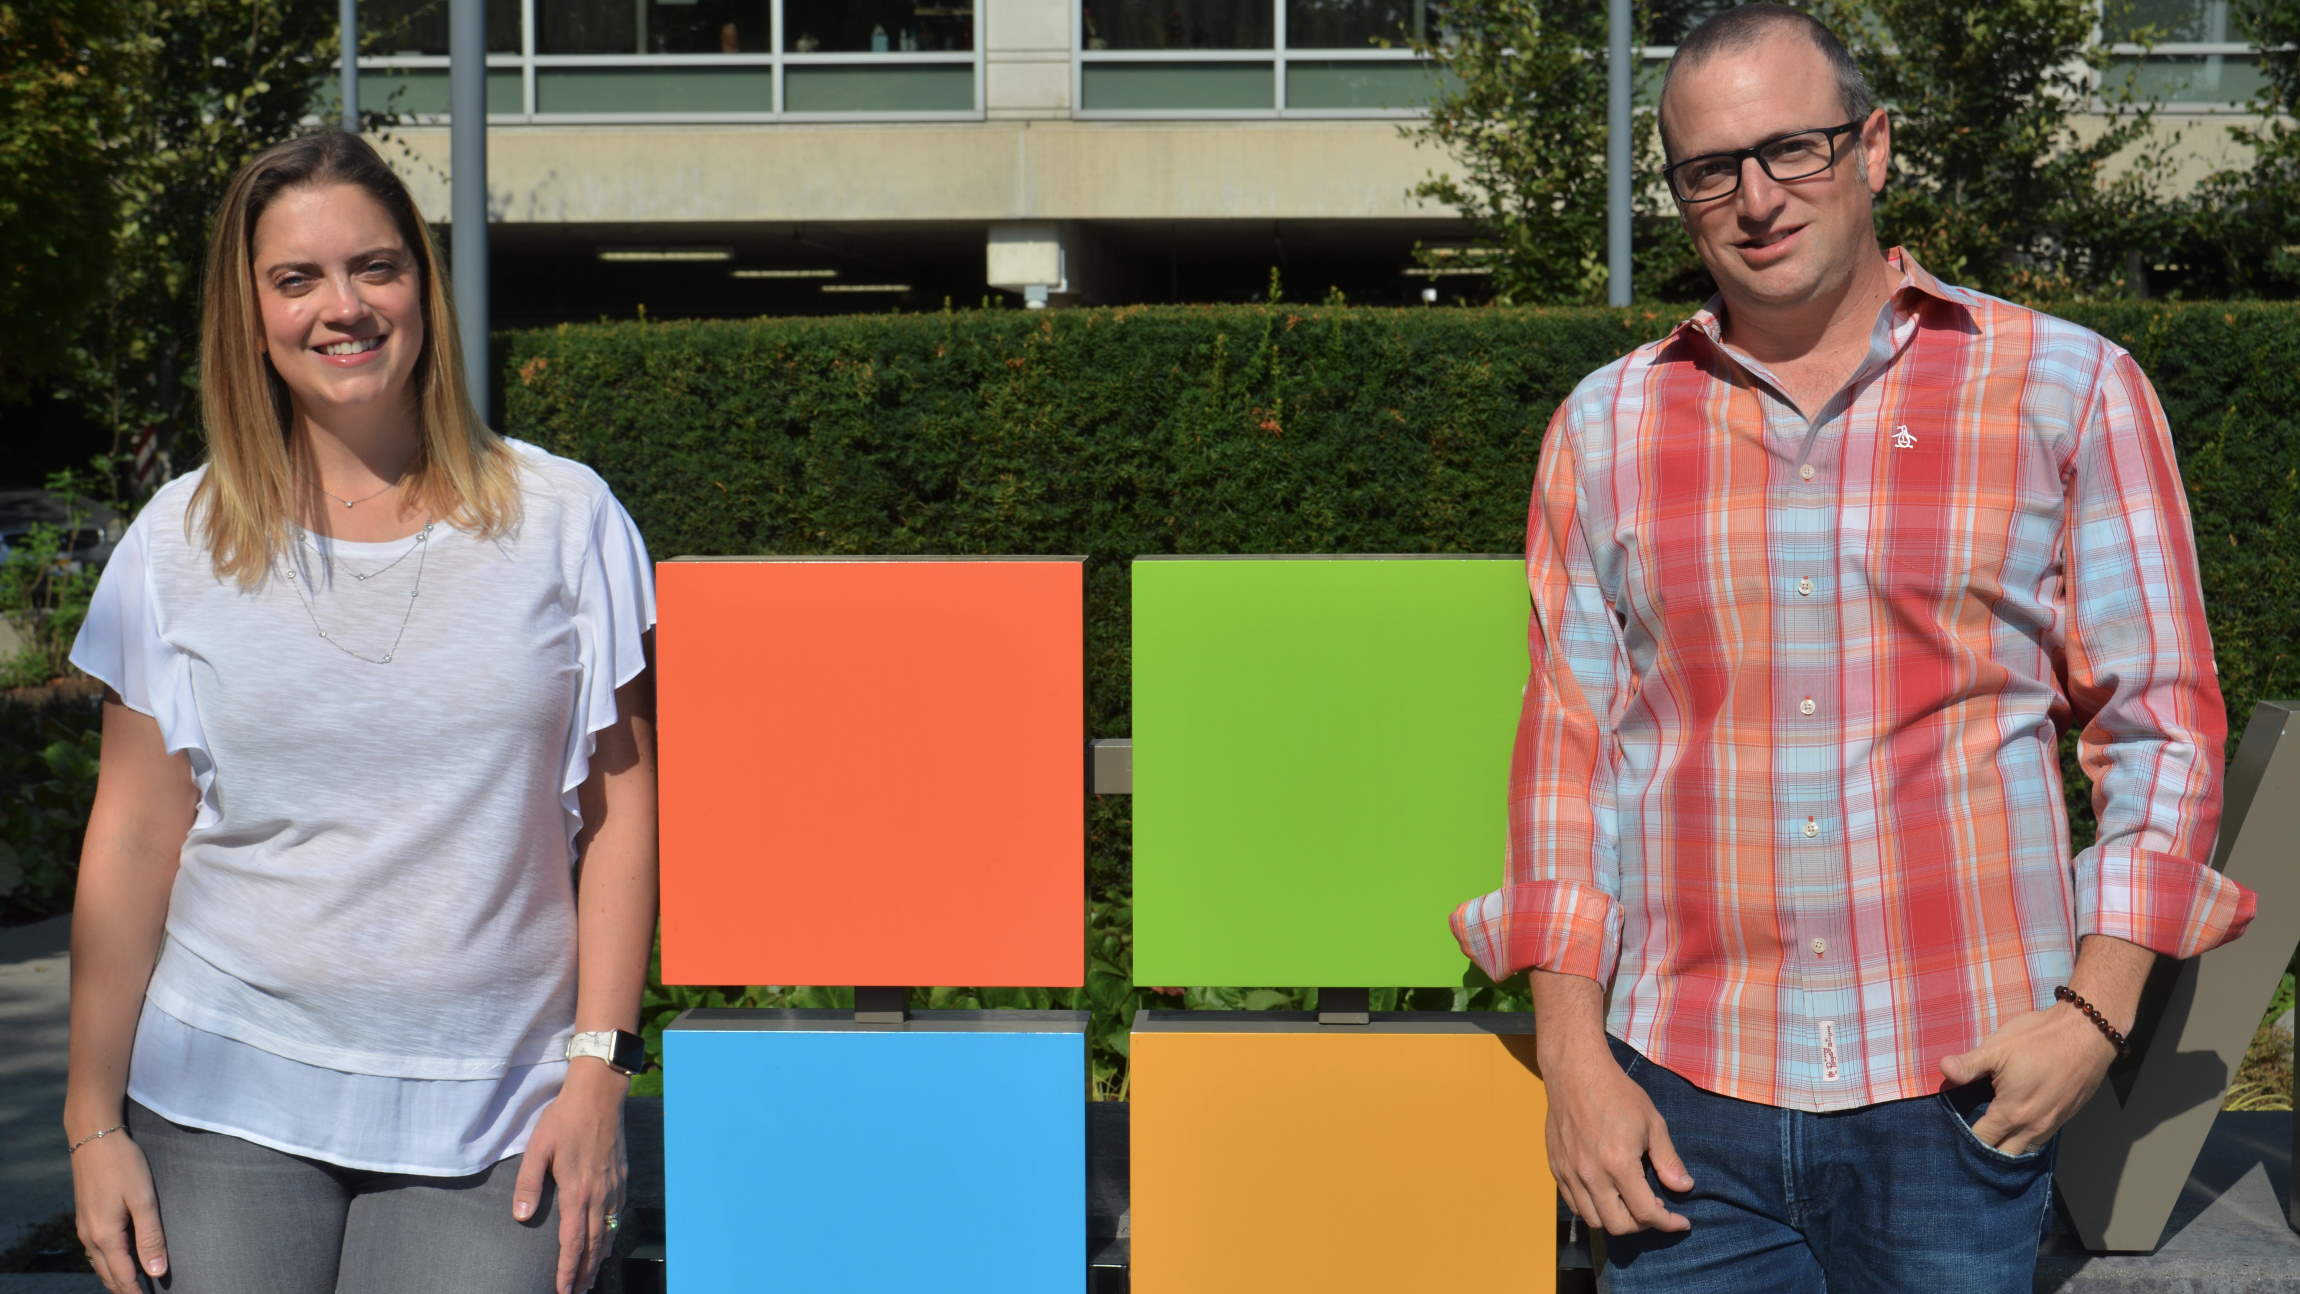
[1606,0,1632,307]
[450,0,491,416]
[338,0,358,132]
[854,987,909,1024]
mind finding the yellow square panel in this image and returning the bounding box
[1130,1013,1556,1293]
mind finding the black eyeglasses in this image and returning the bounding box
[1663,121,1863,204]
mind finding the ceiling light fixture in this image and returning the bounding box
[732,268,839,279]
[597,247,734,263]
[820,283,911,293]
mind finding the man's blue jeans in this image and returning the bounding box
[1598,1036,2056,1293]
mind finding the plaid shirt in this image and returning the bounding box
[1452,249,2256,1112]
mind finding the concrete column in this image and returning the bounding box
[987,220,1123,307]
[988,221,1067,306]
[986,0,1071,120]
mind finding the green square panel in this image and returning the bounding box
[1132,557,1527,987]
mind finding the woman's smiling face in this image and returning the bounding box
[251,182,425,424]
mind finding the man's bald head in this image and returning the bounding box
[1659,5,1875,162]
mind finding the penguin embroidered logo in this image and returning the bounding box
[1892,424,1917,449]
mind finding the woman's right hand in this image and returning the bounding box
[71,1133,167,1293]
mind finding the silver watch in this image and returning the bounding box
[566,1029,646,1075]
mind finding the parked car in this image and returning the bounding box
[0,490,119,572]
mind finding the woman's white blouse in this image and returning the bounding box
[70,441,655,1175]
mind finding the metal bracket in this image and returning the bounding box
[854,986,909,1024]
[1316,988,1371,1026]
[1091,738,1132,795]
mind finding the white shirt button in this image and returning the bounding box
[1797,577,1814,596]
[1811,938,1828,956]
[1799,463,1816,480]
[1803,818,1820,838]
[1800,698,1817,716]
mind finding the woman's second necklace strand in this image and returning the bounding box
[281,523,433,665]
[299,528,419,583]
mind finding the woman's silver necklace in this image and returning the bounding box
[320,477,402,509]
[280,523,433,665]
[298,528,419,583]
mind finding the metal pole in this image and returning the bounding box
[450,0,491,416]
[1606,0,1632,306]
[338,0,358,131]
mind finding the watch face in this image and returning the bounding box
[609,1030,647,1075]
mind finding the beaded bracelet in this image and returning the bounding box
[2054,985,2132,1059]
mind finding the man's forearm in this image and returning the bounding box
[2065,933,2155,1041]
[1532,967,1612,1072]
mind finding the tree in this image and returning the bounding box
[0,2,402,486]
[1408,0,2178,304]
[66,0,365,486]
[1810,0,2175,297]
[0,0,135,402]
[1403,0,1707,305]
[2162,0,2300,298]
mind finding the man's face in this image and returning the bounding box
[1660,30,1889,316]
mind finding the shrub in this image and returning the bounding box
[505,300,2299,764]
[0,689,102,922]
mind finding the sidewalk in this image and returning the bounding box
[0,915,72,1255]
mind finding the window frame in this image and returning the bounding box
[1071,0,1441,120]
[353,0,987,124]
[2100,40,2265,114]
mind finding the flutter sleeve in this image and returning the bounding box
[69,512,212,775]
[558,487,658,849]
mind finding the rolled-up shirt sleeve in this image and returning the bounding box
[1452,405,1627,984]
[2061,349,2255,957]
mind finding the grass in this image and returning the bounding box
[2224,972,2296,1112]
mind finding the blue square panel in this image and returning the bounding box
[665,1009,1088,1294]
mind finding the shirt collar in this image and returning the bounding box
[1672,245,1967,348]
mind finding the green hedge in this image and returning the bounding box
[0,687,103,922]
[505,300,2300,875]
[506,301,2299,1094]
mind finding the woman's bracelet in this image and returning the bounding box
[67,1123,127,1156]
[2054,985,2132,1059]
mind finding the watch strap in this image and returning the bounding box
[566,1028,647,1075]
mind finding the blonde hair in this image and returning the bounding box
[193,131,520,587]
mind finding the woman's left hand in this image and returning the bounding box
[514,1059,629,1294]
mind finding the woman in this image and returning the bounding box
[63,131,657,1294]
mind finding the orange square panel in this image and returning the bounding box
[1130,1013,1556,1293]
[658,558,1083,987]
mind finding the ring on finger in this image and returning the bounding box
[604,1212,620,1231]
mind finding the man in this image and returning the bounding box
[1451,6,2256,1289]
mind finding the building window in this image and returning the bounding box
[535,2,776,55]
[1282,1,1442,50]
[365,0,520,55]
[1641,2,2265,113]
[2103,0,2262,108]
[1087,1,1273,50]
[783,1,976,53]
[352,0,980,120]
[1077,0,1443,116]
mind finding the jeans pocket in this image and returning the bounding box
[1936,1083,2048,1166]
[1605,1033,1645,1080]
